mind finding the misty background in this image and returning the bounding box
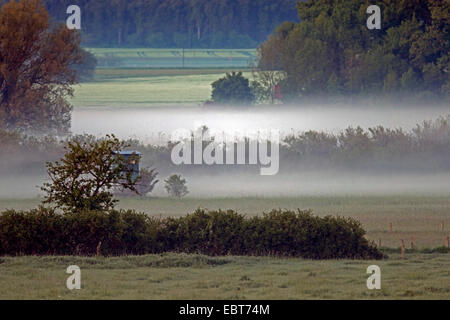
[2,105,449,198]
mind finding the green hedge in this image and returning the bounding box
[0,207,383,259]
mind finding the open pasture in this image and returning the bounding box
[87,48,257,69]
[70,68,252,107]
[0,252,449,299]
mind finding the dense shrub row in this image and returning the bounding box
[0,207,382,259]
[1,115,449,175]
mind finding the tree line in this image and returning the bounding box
[258,0,449,100]
[2,115,449,177]
[20,0,300,48]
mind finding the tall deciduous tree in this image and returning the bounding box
[0,0,84,134]
[260,0,449,100]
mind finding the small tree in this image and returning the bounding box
[211,71,255,105]
[164,174,189,198]
[41,134,141,212]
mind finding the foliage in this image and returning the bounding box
[211,71,255,105]
[260,0,449,100]
[164,174,189,198]
[71,49,97,82]
[0,207,163,255]
[282,115,450,170]
[16,0,300,48]
[1,115,449,176]
[251,69,286,104]
[0,207,383,259]
[41,134,141,212]
[0,0,84,134]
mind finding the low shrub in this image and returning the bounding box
[0,207,383,259]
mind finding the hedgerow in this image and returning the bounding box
[0,207,383,259]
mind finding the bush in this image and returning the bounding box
[172,209,247,255]
[0,207,383,259]
[211,72,255,105]
[243,210,381,259]
[0,207,164,256]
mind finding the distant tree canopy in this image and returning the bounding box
[0,0,85,134]
[259,0,449,100]
[211,72,255,105]
[10,0,300,48]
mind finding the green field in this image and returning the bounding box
[0,252,449,299]
[70,68,252,107]
[70,49,256,106]
[87,48,257,69]
[88,48,257,59]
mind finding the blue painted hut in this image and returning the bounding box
[113,150,142,181]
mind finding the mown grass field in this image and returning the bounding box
[70,68,252,107]
[88,48,257,59]
[0,252,449,299]
[1,195,449,249]
[87,48,257,69]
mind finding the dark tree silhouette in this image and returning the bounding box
[0,0,84,134]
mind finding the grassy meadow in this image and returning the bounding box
[87,48,257,69]
[0,252,449,299]
[88,48,257,60]
[70,68,252,107]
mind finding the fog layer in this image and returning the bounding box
[1,104,449,199]
[72,104,450,144]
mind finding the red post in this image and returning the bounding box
[389,223,393,232]
[401,239,405,259]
